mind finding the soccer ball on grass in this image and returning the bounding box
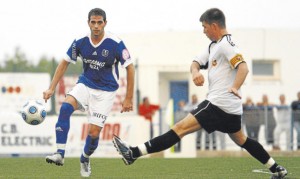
[21,100,47,125]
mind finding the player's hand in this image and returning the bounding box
[228,87,241,99]
[121,98,133,113]
[43,89,54,103]
[192,72,205,86]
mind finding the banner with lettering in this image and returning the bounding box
[0,112,149,157]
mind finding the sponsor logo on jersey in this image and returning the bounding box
[82,58,105,70]
[102,49,109,57]
[122,49,130,60]
[72,42,77,60]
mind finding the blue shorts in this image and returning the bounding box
[190,100,241,134]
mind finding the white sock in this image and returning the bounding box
[82,152,90,158]
[137,144,148,156]
[265,157,276,169]
[57,143,66,151]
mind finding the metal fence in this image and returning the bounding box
[158,105,300,151]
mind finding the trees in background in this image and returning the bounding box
[0,47,82,75]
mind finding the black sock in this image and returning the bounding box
[241,137,271,164]
[131,130,180,158]
[131,146,141,158]
[269,163,278,173]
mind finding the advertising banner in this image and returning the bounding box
[0,73,51,112]
[0,112,150,158]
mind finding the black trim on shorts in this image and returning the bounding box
[190,100,241,134]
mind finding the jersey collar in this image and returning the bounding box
[88,32,107,48]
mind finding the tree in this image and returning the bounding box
[0,47,34,72]
[0,47,82,75]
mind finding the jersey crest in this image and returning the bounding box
[212,59,217,66]
[101,49,109,57]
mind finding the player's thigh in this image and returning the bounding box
[66,83,89,111]
[228,129,247,146]
[172,113,202,138]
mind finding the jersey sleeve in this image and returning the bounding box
[117,41,133,68]
[193,49,209,69]
[222,43,245,69]
[65,39,79,64]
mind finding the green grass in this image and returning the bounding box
[0,157,299,179]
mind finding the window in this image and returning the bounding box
[252,60,280,80]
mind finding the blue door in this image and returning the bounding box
[170,81,189,112]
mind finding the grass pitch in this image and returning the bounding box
[0,157,299,178]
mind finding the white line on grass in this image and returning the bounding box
[252,169,273,175]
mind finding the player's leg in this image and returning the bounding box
[80,89,115,176]
[113,113,201,165]
[113,100,215,165]
[81,125,101,161]
[46,83,88,166]
[294,121,300,149]
[45,95,77,166]
[229,130,287,178]
[196,129,202,150]
[285,126,291,151]
[80,124,101,177]
[273,125,281,150]
[147,113,200,152]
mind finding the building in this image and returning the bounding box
[120,29,300,107]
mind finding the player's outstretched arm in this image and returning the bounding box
[43,59,70,102]
[121,64,135,113]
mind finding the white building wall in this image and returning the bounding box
[121,29,300,106]
[235,29,300,104]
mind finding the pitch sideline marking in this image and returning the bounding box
[252,169,273,175]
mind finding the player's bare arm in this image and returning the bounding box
[229,62,249,99]
[121,64,135,113]
[190,61,205,86]
[43,59,70,102]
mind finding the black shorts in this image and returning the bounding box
[190,100,241,134]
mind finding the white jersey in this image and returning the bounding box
[194,34,245,115]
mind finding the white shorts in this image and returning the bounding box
[67,83,116,127]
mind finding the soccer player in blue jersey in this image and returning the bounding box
[43,8,135,177]
[113,8,287,179]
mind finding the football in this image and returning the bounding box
[21,100,47,125]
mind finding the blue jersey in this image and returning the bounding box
[65,32,132,91]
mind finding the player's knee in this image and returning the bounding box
[89,131,100,138]
[172,115,200,138]
[172,123,188,138]
[59,102,74,118]
[230,134,247,146]
[88,125,101,138]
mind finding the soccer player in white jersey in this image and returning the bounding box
[43,8,135,177]
[113,8,287,179]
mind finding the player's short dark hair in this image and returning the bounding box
[88,8,106,22]
[200,8,226,28]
